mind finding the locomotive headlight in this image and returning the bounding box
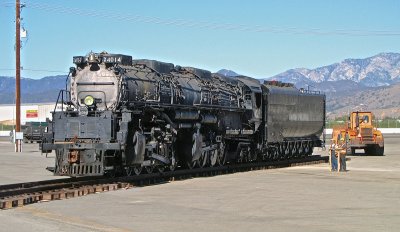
[83,95,94,106]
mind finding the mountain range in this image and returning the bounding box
[267,52,400,90]
[268,53,400,118]
[217,53,400,118]
[1,52,399,118]
[0,75,66,104]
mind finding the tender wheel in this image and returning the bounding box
[298,143,304,157]
[283,144,290,160]
[265,149,273,161]
[291,143,298,158]
[274,147,280,160]
[278,144,285,160]
[305,142,313,156]
[303,144,309,157]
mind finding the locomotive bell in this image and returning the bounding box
[88,52,98,64]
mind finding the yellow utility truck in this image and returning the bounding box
[332,111,384,156]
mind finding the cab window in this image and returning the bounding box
[255,92,261,108]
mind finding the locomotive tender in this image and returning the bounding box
[42,52,326,177]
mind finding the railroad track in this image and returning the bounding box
[0,155,328,210]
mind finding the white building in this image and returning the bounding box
[0,103,60,125]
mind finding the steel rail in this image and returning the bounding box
[0,155,328,209]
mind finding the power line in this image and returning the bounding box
[2,1,400,37]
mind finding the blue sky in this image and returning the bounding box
[0,0,399,79]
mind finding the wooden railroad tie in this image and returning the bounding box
[0,183,123,210]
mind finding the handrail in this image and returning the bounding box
[53,89,72,113]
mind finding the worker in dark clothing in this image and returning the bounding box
[337,136,347,172]
[329,141,338,171]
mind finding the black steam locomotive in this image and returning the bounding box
[41,52,325,177]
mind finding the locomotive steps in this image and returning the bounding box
[0,155,327,210]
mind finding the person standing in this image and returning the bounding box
[337,137,347,172]
[9,130,14,143]
[329,141,338,171]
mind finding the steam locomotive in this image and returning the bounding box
[41,52,325,177]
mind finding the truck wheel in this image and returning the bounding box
[376,146,384,156]
[364,147,373,156]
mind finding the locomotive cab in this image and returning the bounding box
[235,76,263,131]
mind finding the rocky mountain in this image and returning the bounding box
[327,82,400,119]
[0,75,66,104]
[263,53,400,118]
[217,69,240,77]
[268,52,400,92]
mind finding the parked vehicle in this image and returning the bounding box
[332,111,384,155]
[22,121,48,143]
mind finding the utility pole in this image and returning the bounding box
[15,0,21,152]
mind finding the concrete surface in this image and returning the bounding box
[0,140,65,185]
[0,136,399,232]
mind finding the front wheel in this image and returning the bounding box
[378,146,384,156]
[374,145,384,156]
